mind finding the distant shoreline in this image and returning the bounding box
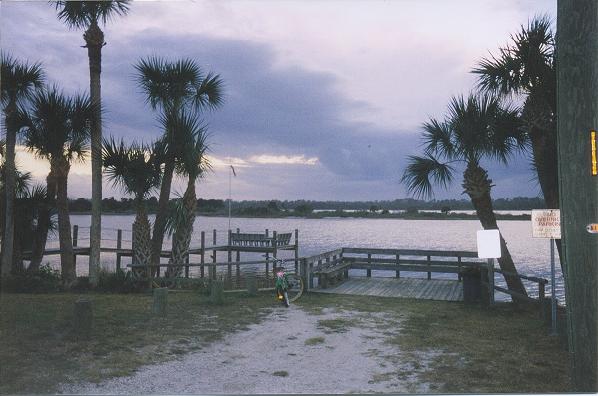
[69,211,531,221]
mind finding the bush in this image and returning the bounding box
[1,264,62,293]
[97,269,140,293]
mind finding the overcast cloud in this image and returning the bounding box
[1,0,556,201]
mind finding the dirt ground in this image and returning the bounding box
[61,305,437,394]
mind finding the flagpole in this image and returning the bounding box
[228,165,232,231]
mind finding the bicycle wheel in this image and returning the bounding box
[286,274,304,302]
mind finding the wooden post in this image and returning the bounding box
[272,231,278,259]
[480,266,489,306]
[227,230,232,283]
[309,261,314,289]
[300,258,309,292]
[72,225,78,266]
[427,255,431,280]
[246,273,258,296]
[265,229,269,278]
[539,281,546,301]
[235,228,240,282]
[211,229,217,280]
[457,255,462,281]
[294,229,299,273]
[200,231,205,278]
[185,254,190,278]
[73,298,92,340]
[152,288,168,316]
[116,229,122,272]
[395,254,400,278]
[487,258,495,304]
[367,253,371,277]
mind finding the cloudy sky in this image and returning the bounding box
[1,0,556,201]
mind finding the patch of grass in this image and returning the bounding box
[317,318,354,333]
[296,293,570,393]
[272,370,289,377]
[304,336,325,345]
[0,291,274,394]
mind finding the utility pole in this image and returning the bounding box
[557,0,598,391]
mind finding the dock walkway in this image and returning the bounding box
[311,277,463,302]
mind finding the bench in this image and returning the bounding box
[230,232,292,247]
[313,258,351,288]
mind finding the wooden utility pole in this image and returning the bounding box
[557,0,598,391]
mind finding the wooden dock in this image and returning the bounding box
[311,277,463,301]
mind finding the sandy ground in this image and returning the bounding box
[61,305,438,394]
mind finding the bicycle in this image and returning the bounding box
[266,255,304,307]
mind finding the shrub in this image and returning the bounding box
[97,269,140,293]
[1,264,62,293]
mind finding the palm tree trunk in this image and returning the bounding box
[29,170,58,271]
[462,162,527,297]
[132,201,151,279]
[168,179,196,277]
[529,125,564,268]
[151,159,175,268]
[1,102,17,277]
[53,160,76,284]
[84,20,104,287]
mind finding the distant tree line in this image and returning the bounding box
[68,196,546,214]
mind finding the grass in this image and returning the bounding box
[296,293,571,393]
[272,370,289,377]
[304,336,326,345]
[1,291,571,394]
[0,291,274,394]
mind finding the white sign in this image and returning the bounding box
[476,230,501,259]
[532,209,561,239]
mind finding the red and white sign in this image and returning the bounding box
[532,209,561,239]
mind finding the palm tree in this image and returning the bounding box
[472,16,560,264]
[20,87,94,283]
[134,56,223,267]
[53,0,131,285]
[102,137,164,276]
[0,52,44,276]
[402,94,528,296]
[165,118,210,278]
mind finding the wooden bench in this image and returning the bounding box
[313,258,351,289]
[230,232,292,247]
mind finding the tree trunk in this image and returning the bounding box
[1,101,17,277]
[150,159,175,268]
[131,201,151,279]
[556,0,598,390]
[529,125,564,268]
[53,160,76,283]
[29,169,58,271]
[84,21,104,287]
[462,162,527,296]
[167,178,196,277]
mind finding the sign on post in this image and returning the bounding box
[476,229,501,259]
[532,209,561,239]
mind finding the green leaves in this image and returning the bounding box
[1,52,44,109]
[401,154,454,200]
[53,0,131,29]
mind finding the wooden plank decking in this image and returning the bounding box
[311,277,463,302]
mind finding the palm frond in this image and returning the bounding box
[53,0,130,29]
[421,118,455,159]
[164,197,186,237]
[1,51,45,108]
[401,154,455,200]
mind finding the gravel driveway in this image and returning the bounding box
[61,305,435,394]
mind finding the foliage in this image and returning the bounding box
[53,1,131,29]
[97,269,140,293]
[0,52,44,109]
[1,264,62,293]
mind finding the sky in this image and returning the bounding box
[1,0,557,201]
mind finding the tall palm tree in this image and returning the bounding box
[0,52,44,276]
[20,87,94,283]
[402,94,528,296]
[53,0,131,286]
[165,118,210,278]
[103,137,164,275]
[471,16,561,265]
[134,56,223,267]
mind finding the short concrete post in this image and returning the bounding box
[74,298,93,339]
[152,287,168,316]
[210,280,224,304]
[246,274,258,296]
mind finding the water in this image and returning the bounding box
[44,214,565,302]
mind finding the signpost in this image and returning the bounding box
[476,229,501,305]
[531,209,561,335]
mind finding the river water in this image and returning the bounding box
[44,214,565,302]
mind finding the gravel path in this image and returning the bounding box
[61,305,435,394]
